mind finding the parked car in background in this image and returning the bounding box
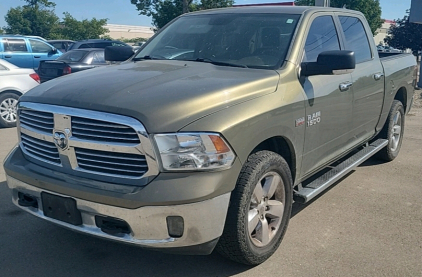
[38,48,108,82]
[67,39,129,51]
[47,40,75,53]
[0,35,62,70]
[377,45,402,53]
[25,35,47,41]
[132,41,146,51]
[0,59,40,128]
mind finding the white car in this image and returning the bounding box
[0,59,40,128]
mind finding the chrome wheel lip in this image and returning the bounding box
[248,171,285,248]
[390,111,402,152]
[0,97,18,123]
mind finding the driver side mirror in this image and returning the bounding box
[301,50,355,77]
[50,48,58,54]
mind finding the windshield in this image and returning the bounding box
[58,51,87,62]
[134,13,300,69]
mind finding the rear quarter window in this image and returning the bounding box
[91,51,106,64]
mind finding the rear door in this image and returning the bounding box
[0,39,3,59]
[1,38,33,68]
[337,14,384,142]
[28,39,62,70]
[300,14,354,176]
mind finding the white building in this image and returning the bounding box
[104,24,154,40]
[373,20,395,46]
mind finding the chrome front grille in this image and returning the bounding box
[19,109,54,133]
[21,133,61,164]
[18,102,158,186]
[71,117,140,144]
[75,148,148,177]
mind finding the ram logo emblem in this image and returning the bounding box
[54,131,68,150]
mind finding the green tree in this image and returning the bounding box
[385,11,422,55]
[150,0,184,29]
[294,0,383,34]
[4,0,59,37]
[50,12,109,40]
[131,0,234,29]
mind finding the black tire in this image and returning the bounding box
[376,100,405,161]
[0,92,20,128]
[216,151,293,265]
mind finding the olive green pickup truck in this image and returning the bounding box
[4,6,417,265]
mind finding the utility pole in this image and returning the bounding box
[315,0,330,7]
[409,0,422,88]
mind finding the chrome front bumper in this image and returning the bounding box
[6,175,230,250]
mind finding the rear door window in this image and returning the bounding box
[303,16,340,62]
[339,16,372,63]
[3,39,28,52]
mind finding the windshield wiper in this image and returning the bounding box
[192,58,248,68]
[132,55,165,61]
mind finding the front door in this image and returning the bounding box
[29,39,61,70]
[300,15,353,177]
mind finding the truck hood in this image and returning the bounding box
[21,60,280,132]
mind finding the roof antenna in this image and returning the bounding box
[343,4,347,9]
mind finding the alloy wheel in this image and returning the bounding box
[248,171,285,247]
[390,111,402,152]
[0,97,18,123]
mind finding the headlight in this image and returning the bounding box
[154,133,235,171]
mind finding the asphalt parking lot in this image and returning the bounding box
[0,107,421,277]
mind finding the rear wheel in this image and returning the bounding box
[0,92,20,128]
[216,151,293,265]
[376,100,405,161]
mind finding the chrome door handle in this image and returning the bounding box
[374,73,384,80]
[339,82,353,92]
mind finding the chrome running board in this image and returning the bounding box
[294,139,388,204]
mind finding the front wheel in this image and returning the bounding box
[376,100,405,161]
[0,93,20,128]
[216,151,293,265]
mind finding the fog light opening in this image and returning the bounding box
[18,192,38,208]
[95,216,131,236]
[166,216,184,238]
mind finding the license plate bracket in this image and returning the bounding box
[41,192,82,226]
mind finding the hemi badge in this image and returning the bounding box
[295,117,305,127]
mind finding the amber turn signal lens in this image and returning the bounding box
[209,135,230,153]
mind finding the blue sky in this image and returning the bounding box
[0,0,413,28]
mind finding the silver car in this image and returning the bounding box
[0,59,40,128]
